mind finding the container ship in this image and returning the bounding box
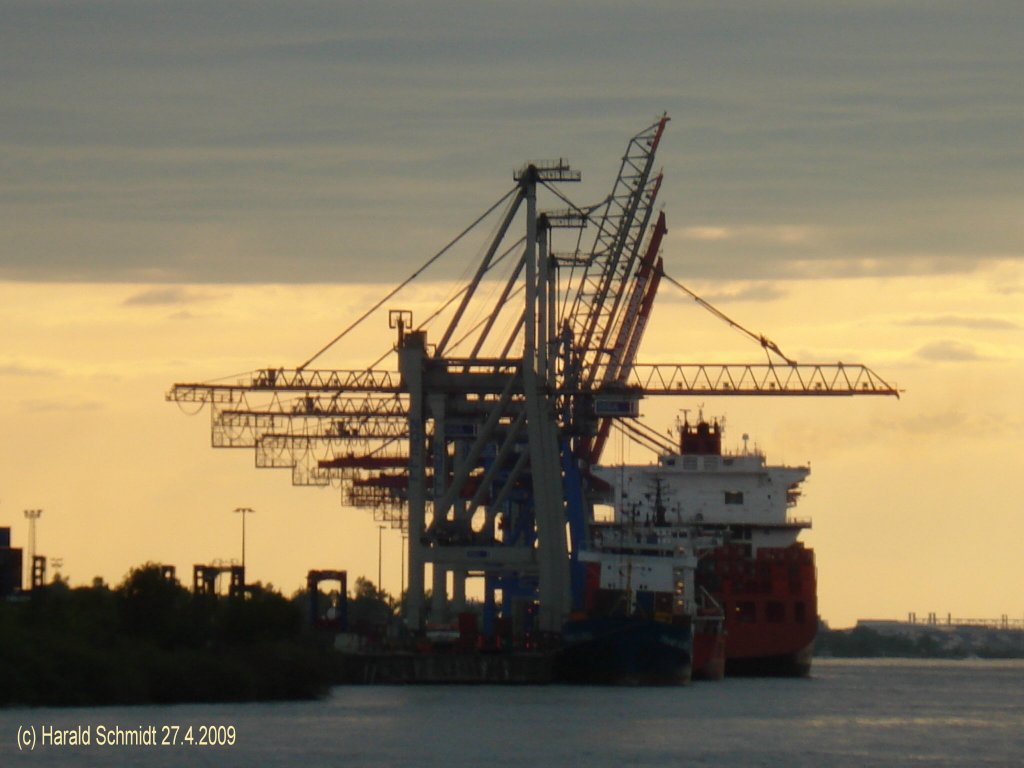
[591,417,816,677]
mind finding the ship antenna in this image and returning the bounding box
[679,408,691,438]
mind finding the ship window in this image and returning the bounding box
[794,602,806,624]
[766,601,785,623]
[724,491,744,505]
[736,601,756,623]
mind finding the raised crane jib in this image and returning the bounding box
[586,212,666,463]
[565,114,669,388]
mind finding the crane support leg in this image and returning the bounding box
[400,331,428,630]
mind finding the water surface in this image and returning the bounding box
[3,659,1022,767]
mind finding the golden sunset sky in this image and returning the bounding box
[2,2,1021,627]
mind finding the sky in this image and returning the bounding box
[1,1,1022,627]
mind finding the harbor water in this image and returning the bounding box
[3,659,1022,767]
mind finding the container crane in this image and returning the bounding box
[168,115,898,638]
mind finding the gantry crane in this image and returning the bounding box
[168,115,898,637]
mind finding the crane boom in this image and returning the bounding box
[620,362,899,396]
[167,368,402,403]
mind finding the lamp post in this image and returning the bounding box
[23,509,42,587]
[378,525,386,596]
[401,532,407,597]
[233,507,255,574]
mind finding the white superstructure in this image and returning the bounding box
[592,420,811,553]
[581,526,700,615]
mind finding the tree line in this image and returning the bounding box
[0,564,396,706]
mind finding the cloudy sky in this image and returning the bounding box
[1,1,1021,626]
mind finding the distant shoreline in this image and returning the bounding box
[814,625,1024,660]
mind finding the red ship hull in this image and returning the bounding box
[700,541,817,677]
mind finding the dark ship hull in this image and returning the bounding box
[555,615,692,685]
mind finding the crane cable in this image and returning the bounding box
[297,186,519,371]
[611,419,673,458]
[362,236,526,371]
[538,178,609,327]
[657,268,796,366]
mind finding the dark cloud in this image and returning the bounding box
[915,340,988,362]
[21,399,103,413]
[899,315,1018,330]
[661,282,788,304]
[877,406,1019,437]
[0,362,58,377]
[121,287,216,306]
[1,1,1021,283]
[991,280,1024,295]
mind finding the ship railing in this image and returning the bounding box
[719,447,765,459]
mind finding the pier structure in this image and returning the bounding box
[0,527,23,597]
[193,563,246,598]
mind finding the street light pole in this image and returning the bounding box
[233,507,255,574]
[401,532,407,597]
[378,525,385,596]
